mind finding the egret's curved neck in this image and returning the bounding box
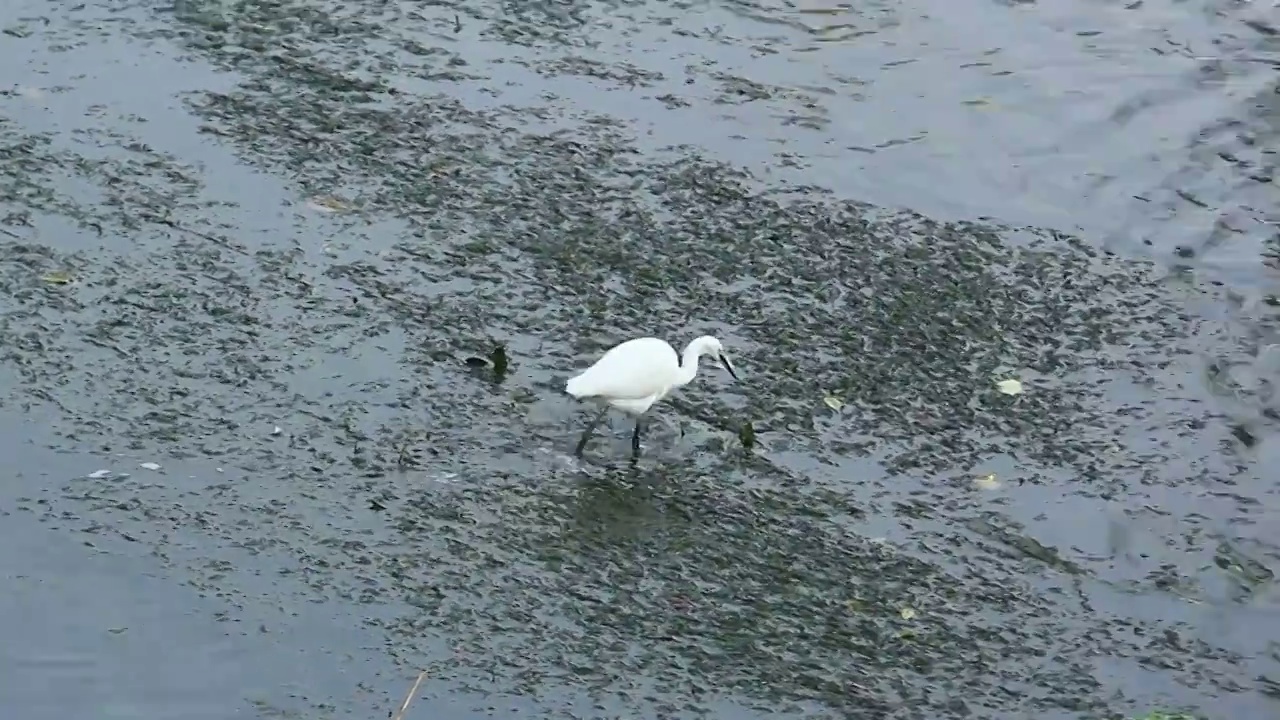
[675,341,705,388]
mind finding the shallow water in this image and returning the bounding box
[2,0,1278,718]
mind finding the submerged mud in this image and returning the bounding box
[3,1,1279,719]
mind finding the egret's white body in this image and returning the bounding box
[565,334,739,457]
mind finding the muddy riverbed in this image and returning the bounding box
[2,0,1278,719]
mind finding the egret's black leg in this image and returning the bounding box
[574,407,609,457]
[631,418,643,457]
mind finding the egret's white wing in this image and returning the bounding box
[566,337,678,400]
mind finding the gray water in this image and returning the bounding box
[2,1,1278,719]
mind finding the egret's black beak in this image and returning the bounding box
[719,353,739,381]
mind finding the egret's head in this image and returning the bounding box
[694,335,739,381]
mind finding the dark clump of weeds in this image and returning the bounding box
[461,343,510,383]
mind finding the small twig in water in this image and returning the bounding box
[391,670,427,720]
[138,211,249,255]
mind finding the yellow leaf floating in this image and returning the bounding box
[823,395,844,411]
[40,271,74,285]
[995,379,1023,396]
[899,607,916,621]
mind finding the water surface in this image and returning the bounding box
[1,0,1278,718]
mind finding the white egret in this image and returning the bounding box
[565,334,740,457]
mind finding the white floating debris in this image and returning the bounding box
[216,468,224,473]
[272,426,282,436]
[139,462,162,471]
[995,379,1023,396]
[87,469,113,479]
[822,395,844,411]
[973,473,1001,491]
[15,85,46,101]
